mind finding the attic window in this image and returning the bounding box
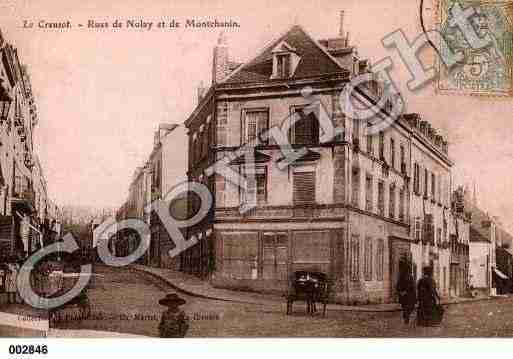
[271,41,300,79]
[276,54,291,78]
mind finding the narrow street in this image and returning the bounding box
[48,265,513,337]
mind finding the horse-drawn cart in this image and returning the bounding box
[285,271,330,316]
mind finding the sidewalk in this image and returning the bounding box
[130,264,507,312]
[0,304,48,337]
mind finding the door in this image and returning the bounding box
[389,237,411,302]
[262,233,288,281]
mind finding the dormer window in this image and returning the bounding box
[276,54,291,78]
[271,41,300,79]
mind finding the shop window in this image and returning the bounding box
[222,233,258,280]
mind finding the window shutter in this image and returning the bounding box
[293,172,315,204]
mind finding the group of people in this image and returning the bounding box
[396,261,444,327]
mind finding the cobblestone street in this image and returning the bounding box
[48,265,513,338]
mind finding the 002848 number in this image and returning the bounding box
[8,344,48,355]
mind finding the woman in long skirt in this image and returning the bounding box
[417,266,441,326]
[5,264,18,304]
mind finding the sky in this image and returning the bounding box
[0,0,512,231]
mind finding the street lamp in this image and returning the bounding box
[0,78,12,122]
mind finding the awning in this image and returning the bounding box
[494,268,509,280]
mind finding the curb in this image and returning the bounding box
[129,265,511,313]
[128,265,265,305]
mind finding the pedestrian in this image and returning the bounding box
[158,293,189,338]
[417,266,443,326]
[396,257,416,324]
[5,263,17,304]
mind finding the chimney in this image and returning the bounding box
[212,32,229,84]
[339,11,345,37]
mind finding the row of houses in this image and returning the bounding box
[0,28,62,264]
[115,123,187,268]
[116,12,511,304]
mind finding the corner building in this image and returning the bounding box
[183,16,468,304]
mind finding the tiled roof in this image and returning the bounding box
[222,25,346,85]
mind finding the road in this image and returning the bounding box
[49,265,513,337]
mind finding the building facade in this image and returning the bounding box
[116,123,187,269]
[467,192,498,296]
[0,28,59,262]
[183,15,471,303]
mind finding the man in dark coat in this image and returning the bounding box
[396,257,417,324]
[417,266,442,326]
[158,293,189,338]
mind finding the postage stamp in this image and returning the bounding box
[437,0,513,96]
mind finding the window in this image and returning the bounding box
[364,237,373,281]
[390,138,395,169]
[400,145,405,167]
[217,102,228,147]
[399,187,405,221]
[215,174,225,207]
[431,172,436,198]
[217,128,227,147]
[424,214,434,243]
[240,167,267,206]
[378,181,385,216]
[443,219,447,243]
[290,106,319,145]
[376,239,384,281]
[366,130,373,155]
[217,103,228,125]
[243,109,269,145]
[438,175,442,203]
[256,172,267,204]
[379,131,385,160]
[201,126,209,157]
[350,234,360,281]
[414,163,420,194]
[276,54,291,78]
[365,174,373,211]
[14,175,22,196]
[293,170,315,205]
[437,227,442,246]
[223,233,258,279]
[352,168,360,208]
[262,233,288,280]
[292,232,330,267]
[389,183,396,219]
[352,118,360,141]
[415,217,422,241]
[332,92,345,141]
[424,168,429,197]
[443,267,447,294]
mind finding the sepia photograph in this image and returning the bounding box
[0,0,512,352]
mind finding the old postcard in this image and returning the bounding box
[0,0,513,352]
